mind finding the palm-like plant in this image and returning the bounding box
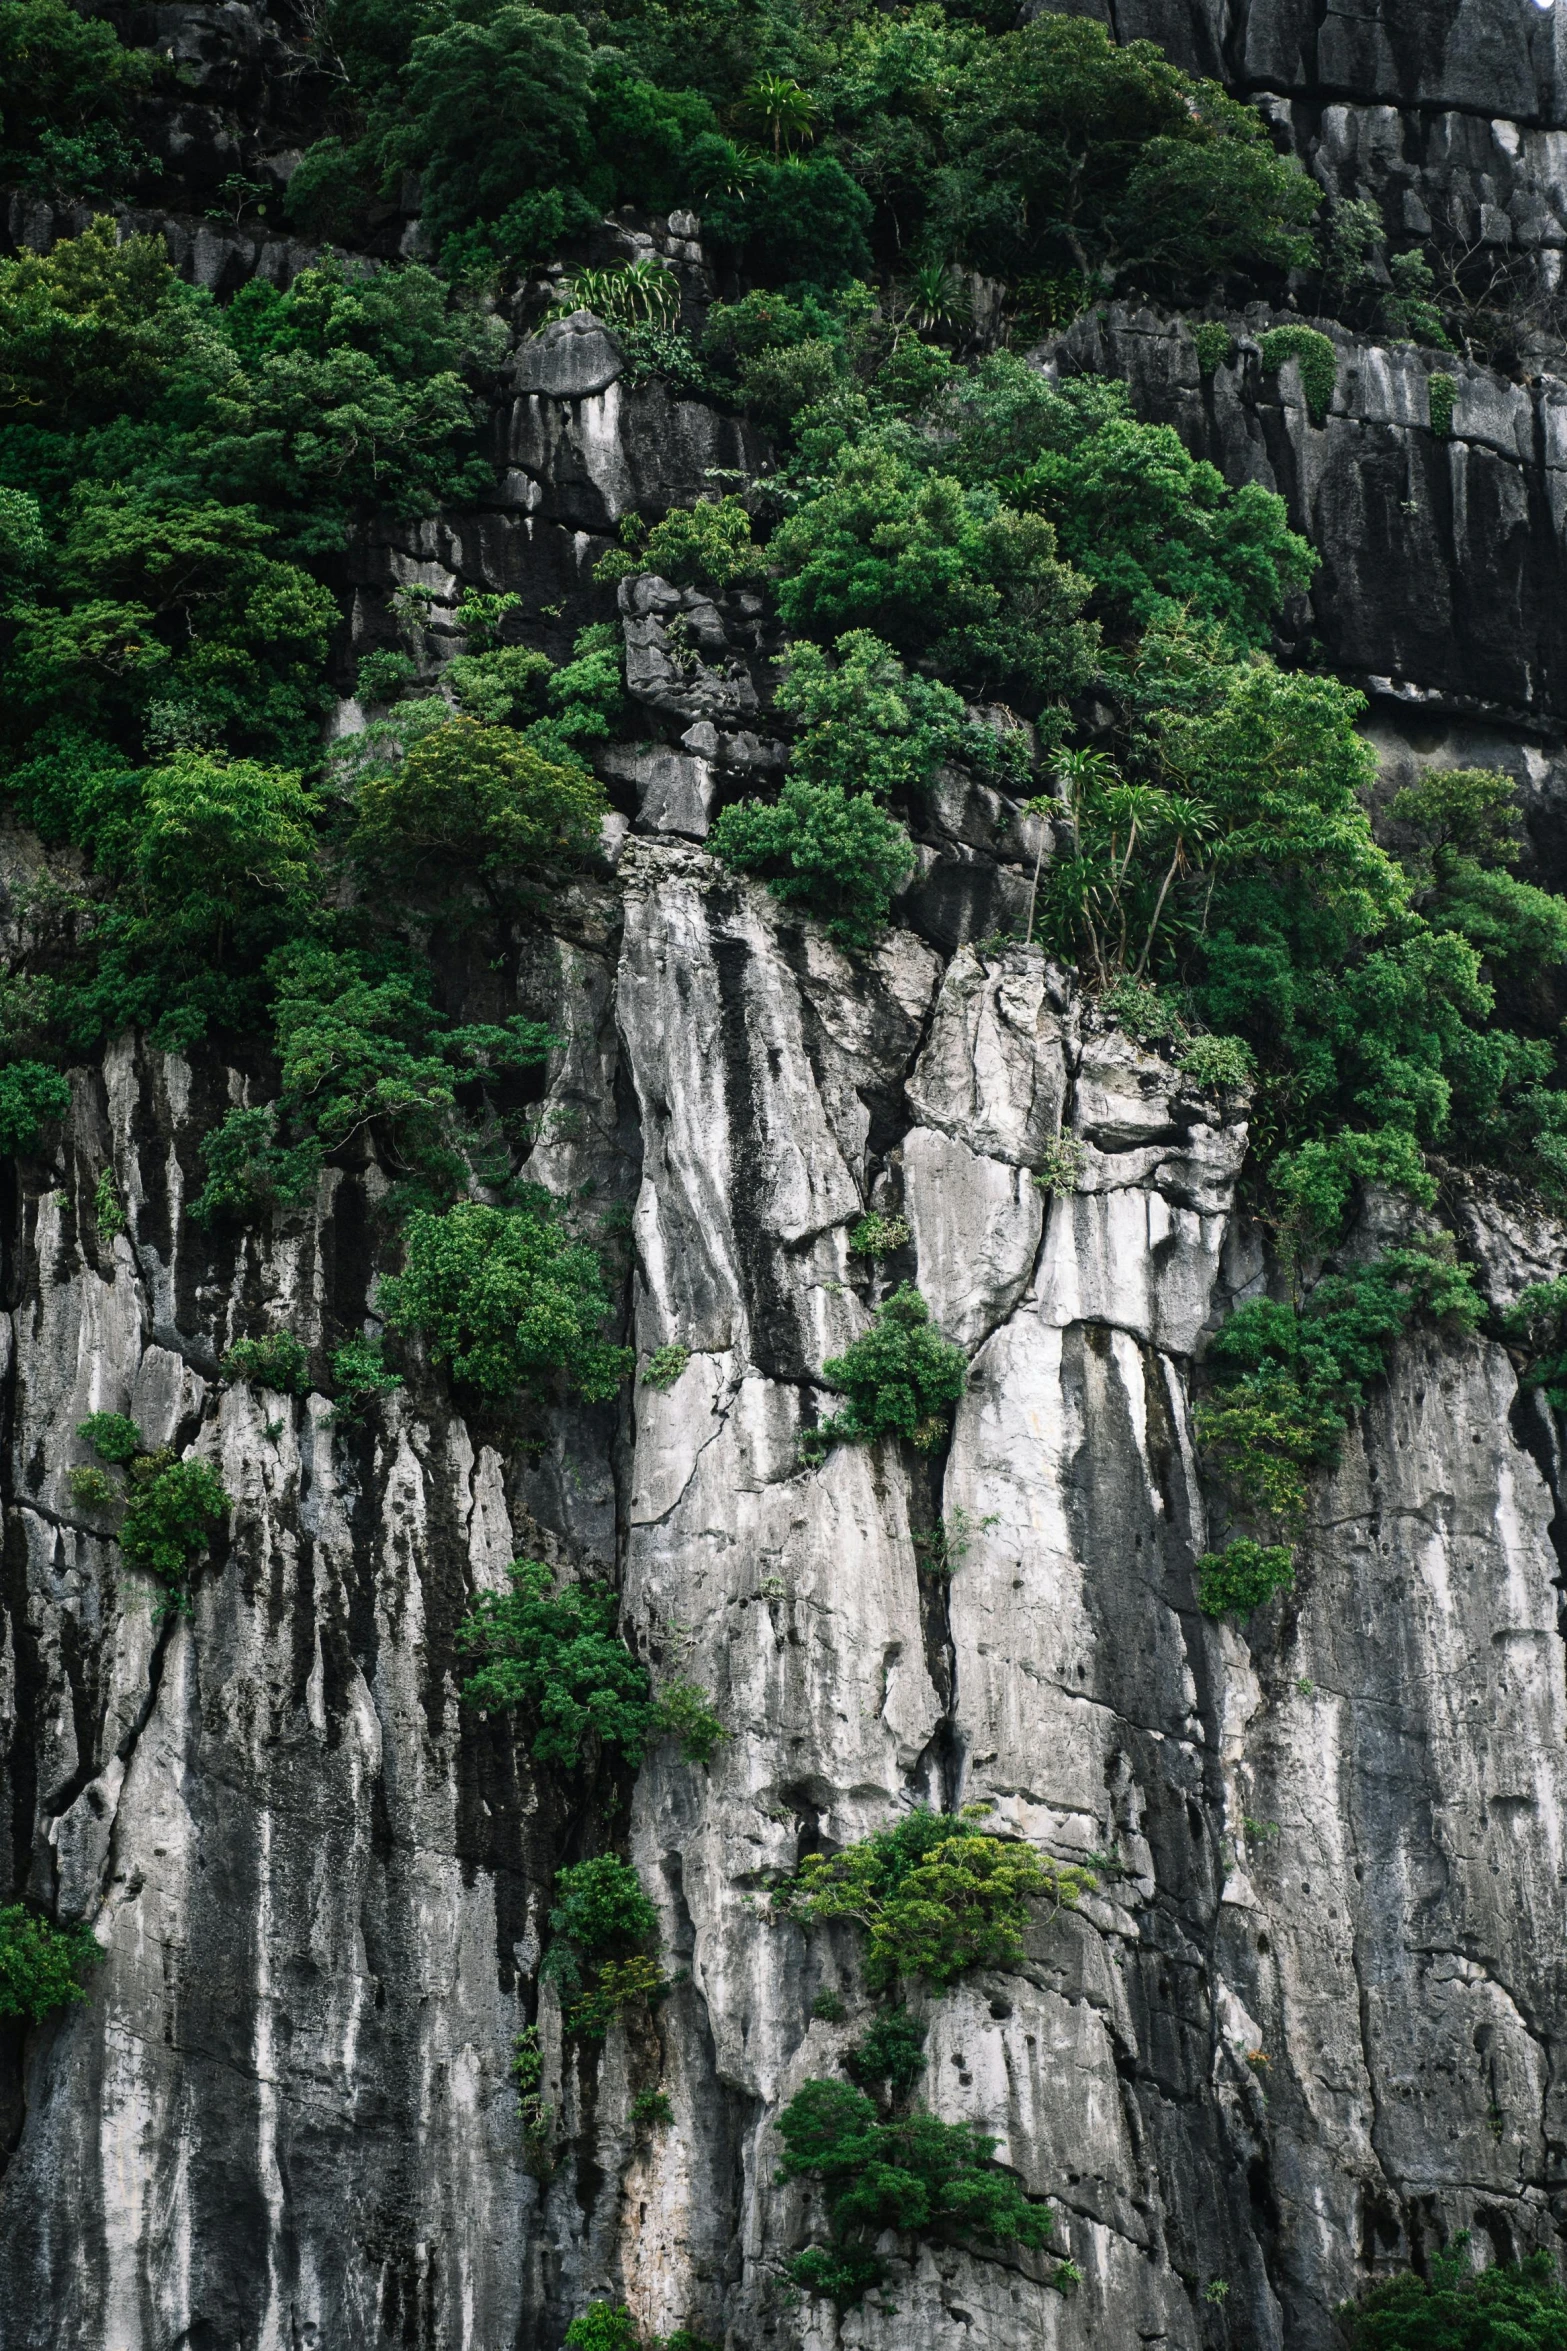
[735,72,820,160]
[1026,748,1215,978]
[547,259,681,331]
[905,259,971,337]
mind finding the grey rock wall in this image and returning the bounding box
[6,815,1567,2348]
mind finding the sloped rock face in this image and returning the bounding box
[6,11,1567,2348]
[6,867,1567,2350]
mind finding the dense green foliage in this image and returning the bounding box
[814,1286,968,1451]
[777,2076,1056,2307]
[0,1903,99,2021]
[1196,1245,1482,1611]
[77,1412,231,1606]
[709,776,914,950]
[1259,324,1339,425]
[222,1332,312,1396]
[545,1855,667,2037]
[774,1809,1092,1991]
[280,1,1316,302]
[379,1200,631,1401]
[843,2006,927,2097]
[1340,2237,1567,2348]
[455,1558,724,1767]
[120,1457,230,1603]
[458,1561,655,1764]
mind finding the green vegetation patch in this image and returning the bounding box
[773,1808,1092,1991]
[0,1903,100,2022]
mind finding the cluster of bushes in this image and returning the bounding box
[1339,2234,1567,2347]
[72,1412,230,1615]
[769,1807,1089,2305]
[1194,1245,1483,1617]
[455,1558,725,1768]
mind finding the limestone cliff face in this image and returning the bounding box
[6,825,1567,2351]
[6,8,1567,2350]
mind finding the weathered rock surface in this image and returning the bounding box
[6,8,1567,2348]
[5,866,1567,2349]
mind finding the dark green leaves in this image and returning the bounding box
[818,1286,968,1451]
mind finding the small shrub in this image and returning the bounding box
[551,1856,660,1955]
[78,1412,142,1464]
[1199,1245,1482,1534]
[567,1954,670,2040]
[811,1990,847,2023]
[511,2025,555,2178]
[380,1201,632,1402]
[222,1331,311,1396]
[1428,372,1457,439]
[457,1560,658,1769]
[774,1809,1093,1992]
[843,2007,927,2098]
[1259,324,1338,426]
[0,1061,70,1153]
[0,1905,99,2022]
[631,2086,675,2129]
[1193,321,1233,377]
[847,1211,909,1258]
[1177,1034,1256,1093]
[912,1506,995,1576]
[356,649,419,703]
[654,1680,729,1766]
[641,1343,690,1390]
[1032,1135,1085,1196]
[120,1456,229,1607]
[330,1337,403,1419]
[1196,1539,1295,1618]
[67,1465,118,1510]
[93,1167,126,1238]
[565,2308,641,2351]
[709,778,915,952]
[778,2078,1057,2308]
[1506,1279,1567,1409]
[546,1855,667,2039]
[595,497,765,592]
[818,1286,968,1452]
[1101,974,1185,1047]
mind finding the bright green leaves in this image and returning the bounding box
[1194,1539,1295,1619]
[1259,324,1339,426]
[770,429,1096,705]
[76,1411,231,1613]
[0,1903,99,2022]
[773,1808,1092,1993]
[544,1855,667,2040]
[351,715,606,897]
[380,1200,631,1402]
[944,359,1315,648]
[221,1332,312,1396]
[815,1286,968,1453]
[1195,1246,1483,1613]
[710,778,914,952]
[121,1459,230,1600]
[458,1561,647,1767]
